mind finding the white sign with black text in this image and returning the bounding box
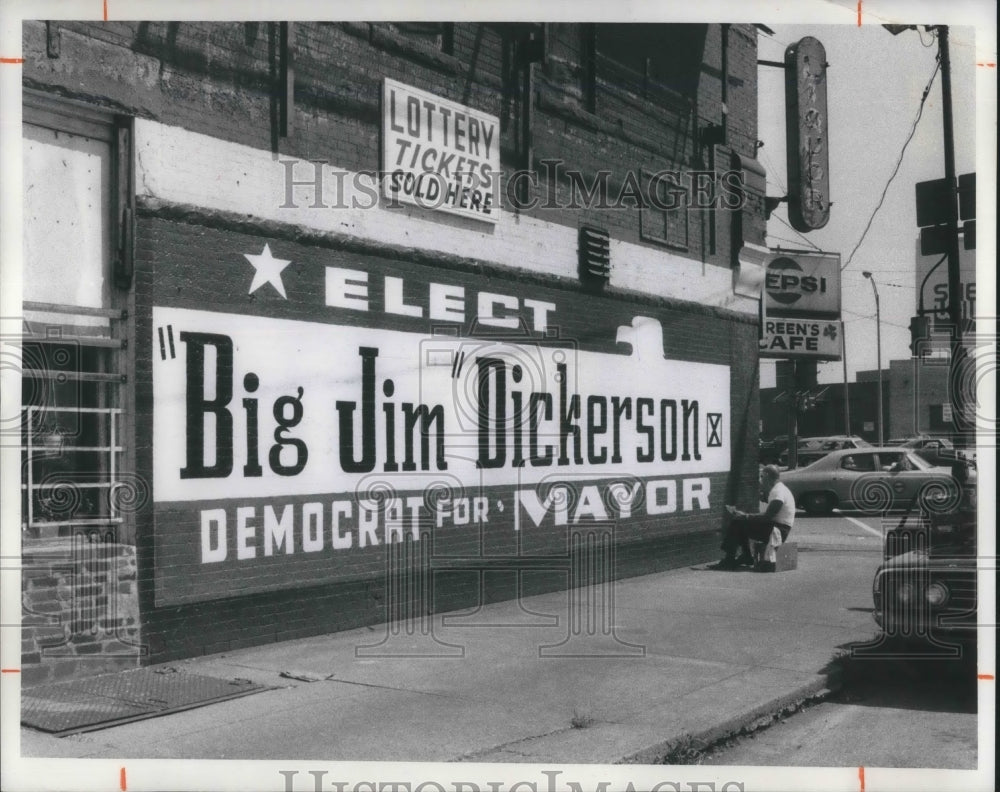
[759,317,843,360]
[382,78,500,223]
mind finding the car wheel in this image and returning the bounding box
[802,492,835,515]
[917,481,960,514]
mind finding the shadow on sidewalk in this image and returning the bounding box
[829,637,977,715]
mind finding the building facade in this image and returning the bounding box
[760,360,955,446]
[19,21,767,681]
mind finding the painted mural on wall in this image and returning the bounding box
[149,224,731,605]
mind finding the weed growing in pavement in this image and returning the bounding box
[660,735,708,765]
[570,708,595,729]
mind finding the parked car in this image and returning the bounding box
[759,434,789,465]
[779,435,871,468]
[872,509,976,650]
[780,447,973,514]
[897,435,975,468]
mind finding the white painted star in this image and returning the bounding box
[243,244,291,299]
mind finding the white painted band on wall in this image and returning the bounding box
[134,118,757,315]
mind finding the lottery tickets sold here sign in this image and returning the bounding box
[382,78,500,223]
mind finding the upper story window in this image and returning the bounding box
[387,22,451,53]
[594,24,706,110]
[23,97,114,314]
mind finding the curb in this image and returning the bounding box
[618,670,844,765]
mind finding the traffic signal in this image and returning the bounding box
[909,314,930,354]
[963,220,976,250]
[794,359,818,388]
[958,172,975,220]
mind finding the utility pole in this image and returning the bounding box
[938,26,967,449]
[887,23,972,448]
[841,321,851,435]
[863,272,884,445]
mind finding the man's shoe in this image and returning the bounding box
[710,556,739,570]
[735,553,755,567]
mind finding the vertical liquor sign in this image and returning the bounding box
[785,37,831,232]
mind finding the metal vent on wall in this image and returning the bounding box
[579,225,611,287]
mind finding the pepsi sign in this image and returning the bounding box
[763,251,841,317]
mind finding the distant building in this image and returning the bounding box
[760,358,954,444]
[889,357,954,439]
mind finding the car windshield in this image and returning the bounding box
[901,452,933,470]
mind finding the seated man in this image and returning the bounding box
[715,465,795,571]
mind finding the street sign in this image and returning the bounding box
[914,236,976,321]
[763,251,841,317]
[759,317,843,360]
[914,172,975,226]
[915,178,950,227]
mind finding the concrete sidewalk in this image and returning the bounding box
[19,542,883,764]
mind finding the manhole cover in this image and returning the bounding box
[22,667,270,736]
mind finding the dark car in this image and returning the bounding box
[873,509,977,651]
[898,436,975,468]
[759,434,789,465]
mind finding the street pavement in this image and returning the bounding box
[18,515,889,764]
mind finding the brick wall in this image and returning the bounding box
[131,206,760,662]
[21,539,143,686]
[130,117,755,315]
[21,20,764,664]
[24,21,761,273]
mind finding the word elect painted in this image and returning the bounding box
[325,267,556,331]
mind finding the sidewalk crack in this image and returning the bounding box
[451,726,580,761]
[321,676,459,700]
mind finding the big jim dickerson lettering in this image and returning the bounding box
[179,337,708,481]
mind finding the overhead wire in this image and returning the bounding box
[768,234,818,249]
[917,27,938,48]
[771,213,824,252]
[841,53,942,273]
